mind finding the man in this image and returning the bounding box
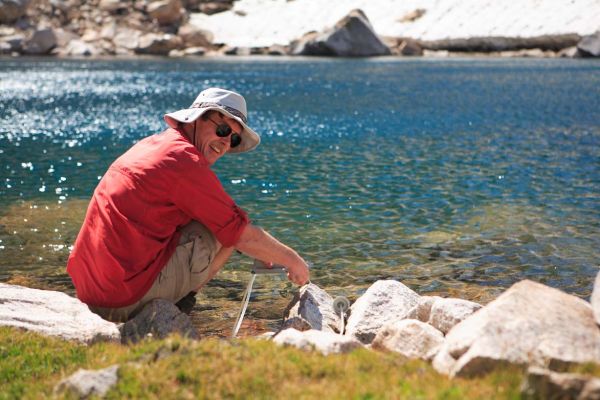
[67,87,310,322]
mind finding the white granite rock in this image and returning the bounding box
[273,328,363,355]
[372,319,444,360]
[0,283,120,343]
[578,31,600,57]
[428,297,482,334]
[433,280,600,377]
[55,365,119,398]
[345,280,420,344]
[283,283,340,333]
[590,269,600,326]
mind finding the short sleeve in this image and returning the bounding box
[171,163,249,247]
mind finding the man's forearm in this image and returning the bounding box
[235,224,309,284]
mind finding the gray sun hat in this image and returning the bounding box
[164,87,260,154]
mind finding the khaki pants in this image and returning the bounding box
[90,221,219,322]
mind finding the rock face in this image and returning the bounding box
[22,28,58,55]
[433,280,600,377]
[591,270,600,325]
[578,31,600,57]
[372,319,444,360]
[345,280,420,344]
[428,298,482,334]
[0,0,29,24]
[273,328,362,355]
[55,365,119,398]
[521,367,600,400]
[283,283,341,333]
[292,9,391,57]
[0,284,120,344]
[120,299,198,343]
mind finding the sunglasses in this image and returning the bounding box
[206,116,242,148]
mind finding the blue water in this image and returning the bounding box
[1,58,599,330]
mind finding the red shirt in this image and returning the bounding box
[67,128,249,308]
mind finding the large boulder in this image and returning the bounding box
[345,280,420,344]
[62,39,101,57]
[22,28,58,55]
[372,319,444,361]
[273,328,362,355]
[147,0,184,26]
[428,298,482,334]
[292,9,391,57]
[54,365,119,398]
[283,283,341,333]
[578,31,600,57]
[120,299,198,343]
[433,280,600,377]
[0,0,29,24]
[0,283,120,344]
[135,33,182,55]
[113,27,143,50]
[592,270,600,325]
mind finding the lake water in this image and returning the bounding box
[1,57,599,336]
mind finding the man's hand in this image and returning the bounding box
[286,259,310,285]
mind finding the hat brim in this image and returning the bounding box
[164,107,260,154]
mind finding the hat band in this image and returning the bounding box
[190,102,248,124]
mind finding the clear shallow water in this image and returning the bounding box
[1,57,599,336]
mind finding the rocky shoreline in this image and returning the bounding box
[2,0,599,58]
[4,270,600,398]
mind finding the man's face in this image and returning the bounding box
[196,112,243,165]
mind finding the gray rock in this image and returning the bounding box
[283,283,340,333]
[345,280,420,344]
[0,283,120,344]
[372,319,444,360]
[292,9,391,57]
[178,23,213,47]
[578,31,600,57]
[412,295,439,322]
[55,365,119,398]
[120,299,198,343]
[280,316,312,332]
[420,34,581,52]
[0,0,30,24]
[23,28,58,55]
[521,367,600,400]
[428,298,482,335]
[135,33,182,55]
[433,280,600,377]
[147,0,184,25]
[591,270,600,326]
[273,328,362,355]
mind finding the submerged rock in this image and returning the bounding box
[120,299,198,343]
[292,9,391,57]
[273,328,362,355]
[345,280,420,344]
[55,365,119,398]
[372,319,444,360]
[0,283,120,343]
[283,283,340,333]
[433,280,600,377]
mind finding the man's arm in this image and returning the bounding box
[235,224,310,285]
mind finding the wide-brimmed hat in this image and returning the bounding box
[164,87,260,154]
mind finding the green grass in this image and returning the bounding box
[0,326,528,400]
